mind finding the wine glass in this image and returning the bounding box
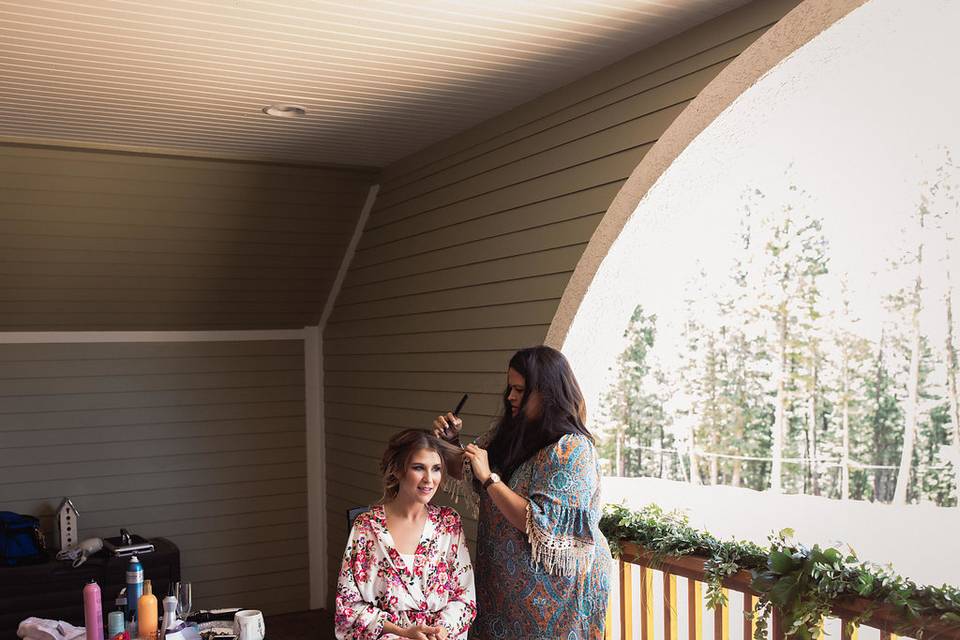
[174,581,192,621]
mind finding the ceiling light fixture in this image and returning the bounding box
[262,104,307,118]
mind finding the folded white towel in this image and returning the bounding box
[17,617,85,640]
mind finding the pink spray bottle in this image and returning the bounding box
[83,579,104,640]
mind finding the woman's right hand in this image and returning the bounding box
[432,413,462,443]
[401,624,442,640]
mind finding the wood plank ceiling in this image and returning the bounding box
[0,0,751,331]
[0,0,751,167]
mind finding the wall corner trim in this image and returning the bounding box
[307,182,379,608]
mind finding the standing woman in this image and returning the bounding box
[335,430,476,640]
[433,346,611,640]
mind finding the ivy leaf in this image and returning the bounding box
[752,570,780,593]
[856,573,875,596]
[769,550,796,574]
[822,548,842,564]
[768,575,800,608]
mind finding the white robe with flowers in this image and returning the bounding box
[335,504,476,640]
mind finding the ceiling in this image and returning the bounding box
[0,0,751,168]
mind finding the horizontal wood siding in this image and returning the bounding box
[0,145,375,330]
[0,339,308,615]
[323,0,800,595]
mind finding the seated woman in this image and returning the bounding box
[335,430,476,640]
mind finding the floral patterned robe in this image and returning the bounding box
[452,433,612,640]
[335,504,477,640]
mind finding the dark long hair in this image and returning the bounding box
[486,346,593,482]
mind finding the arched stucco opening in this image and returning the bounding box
[547,0,960,586]
[545,0,866,351]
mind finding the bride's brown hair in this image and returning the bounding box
[379,429,460,502]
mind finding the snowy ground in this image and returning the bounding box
[602,476,960,587]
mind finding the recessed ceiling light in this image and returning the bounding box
[262,104,307,118]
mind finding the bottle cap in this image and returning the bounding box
[129,555,139,563]
[143,580,152,595]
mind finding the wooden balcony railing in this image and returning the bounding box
[608,542,960,640]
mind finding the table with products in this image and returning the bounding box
[0,538,180,639]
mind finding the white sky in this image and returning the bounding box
[564,0,960,422]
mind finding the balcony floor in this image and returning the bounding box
[266,609,334,639]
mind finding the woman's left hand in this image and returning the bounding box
[463,443,491,483]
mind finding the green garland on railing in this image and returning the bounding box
[599,504,960,640]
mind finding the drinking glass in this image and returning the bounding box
[174,581,192,621]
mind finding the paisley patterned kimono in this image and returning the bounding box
[453,433,611,640]
[335,504,477,640]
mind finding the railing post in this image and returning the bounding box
[640,566,653,640]
[840,616,858,640]
[605,585,614,640]
[689,580,702,640]
[621,560,633,640]
[664,572,678,640]
[771,608,784,640]
[742,594,756,640]
[714,588,729,640]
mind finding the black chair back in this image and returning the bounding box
[346,506,371,532]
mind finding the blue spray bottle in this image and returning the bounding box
[125,555,143,623]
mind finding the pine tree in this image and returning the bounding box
[932,150,960,506]
[742,183,827,492]
[862,330,903,501]
[830,277,872,500]
[597,305,676,478]
[890,222,925,505]
[796,218,830,494]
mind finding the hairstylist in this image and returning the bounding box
[433,346,611,639]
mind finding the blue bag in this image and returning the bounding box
[0,511,47,566]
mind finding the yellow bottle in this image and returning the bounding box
[137,579,158,640]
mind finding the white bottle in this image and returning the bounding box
[161,595,179,634]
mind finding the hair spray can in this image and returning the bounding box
[83,579,104,640]
[125,555,143,622]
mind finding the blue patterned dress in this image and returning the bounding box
[455,432,611,640]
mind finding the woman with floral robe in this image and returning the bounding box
[434,346,612,640]
[336,430,476,640]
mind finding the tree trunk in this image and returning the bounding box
[659,421,667,479]
[872,334,886,501]
[772,301,788,493]
[944,272,960,507]
[688,417,700,485]
[894,249,924,505]
[732,408,744,488]
[615,426,623,476]
[807,356,820,495]
[841,349,851,501]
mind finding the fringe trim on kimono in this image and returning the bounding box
[525,503,594,577]
[442,428,496,519]
[443,475,479,519]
